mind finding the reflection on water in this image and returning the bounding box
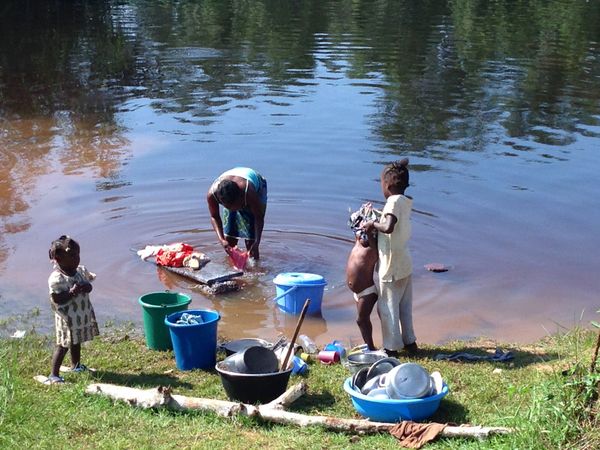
[1,0,600,344]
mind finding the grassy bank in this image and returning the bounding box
[1,325,598,449]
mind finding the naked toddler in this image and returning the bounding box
[346,204,380,351]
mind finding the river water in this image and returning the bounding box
[1,0,599,346]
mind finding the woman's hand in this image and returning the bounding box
[248,243,259,259]
[221,239,233,253]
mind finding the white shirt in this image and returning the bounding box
[377,194,412,281]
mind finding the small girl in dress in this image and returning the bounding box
[46,235,99,383]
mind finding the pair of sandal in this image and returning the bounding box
[44,363,89,384]
[43,375,65,385]
[68,363,89,373]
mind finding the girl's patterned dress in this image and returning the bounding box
[48,265,99,347]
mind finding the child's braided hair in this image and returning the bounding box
[382,158,409,192]
[49,235,79,260]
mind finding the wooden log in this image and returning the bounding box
[263,381,308,410]
[85,382,511,439]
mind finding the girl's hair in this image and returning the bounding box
[214,179,241,205]
[49,235,80,260]
[382,158,409,191]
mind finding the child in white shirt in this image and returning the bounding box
[363,159,417,357]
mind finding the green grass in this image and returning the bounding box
[0,325,598,449]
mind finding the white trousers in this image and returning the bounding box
[377,275,416,351]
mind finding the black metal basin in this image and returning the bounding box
[215,361,292,404]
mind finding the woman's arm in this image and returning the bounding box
[245,188,266,258]
[207,192,230,250]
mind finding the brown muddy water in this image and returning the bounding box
[1,0,600,347]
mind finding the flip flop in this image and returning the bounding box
[60,364,96,373]
[34,375,65,385]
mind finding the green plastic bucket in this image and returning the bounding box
[138,292,191,350]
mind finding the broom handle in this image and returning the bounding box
[281,298,311,371]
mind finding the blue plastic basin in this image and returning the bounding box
[343,377,449,422]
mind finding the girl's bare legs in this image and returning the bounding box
[51,345,68,377]
[356,293,378,350]
[70,343,81,368]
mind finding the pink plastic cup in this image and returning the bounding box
[318,350,340,365]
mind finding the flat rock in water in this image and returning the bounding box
[424,263,449,273]
[199,280,240,295]
[153,258,243,285]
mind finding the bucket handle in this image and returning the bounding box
[272,285,298,302]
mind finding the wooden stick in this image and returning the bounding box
[590,327,600,373]
[281,298,310,371]
[85,382,511,439]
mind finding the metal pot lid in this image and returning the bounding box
[365,357,401,380]
[222,338,272,354]
[387,363,431,399]
[347,352,386,365]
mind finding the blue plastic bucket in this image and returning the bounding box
[273,272,326,315]
[165,309,220,370]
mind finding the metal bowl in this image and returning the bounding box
[223,346,279,374]
[385,363,432,399]
[344,351,387,374]
[221,338,272,356]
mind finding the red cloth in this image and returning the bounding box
[155,243,194,267]
[228,247,249,270]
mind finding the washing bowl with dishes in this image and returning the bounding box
[344,377,449,422]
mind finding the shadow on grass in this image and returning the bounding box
[92,369,194,389]
[290,390,337,412]
[434,397,468,424]
[406,346,559,369]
